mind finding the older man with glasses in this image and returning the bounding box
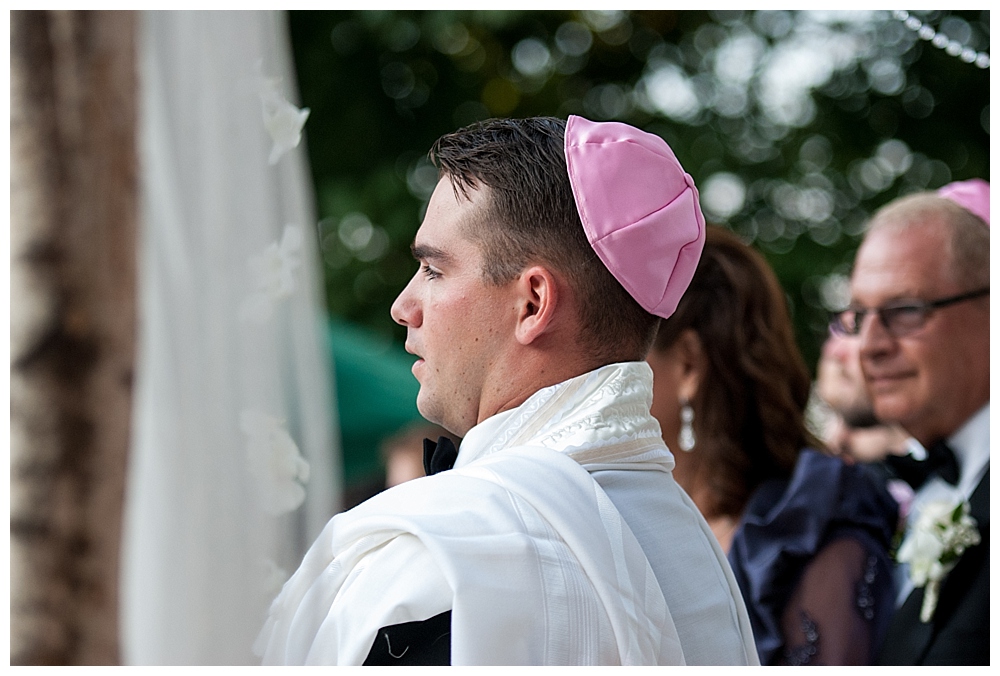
[830,178,989,666]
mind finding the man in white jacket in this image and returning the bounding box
[256,116,758,665]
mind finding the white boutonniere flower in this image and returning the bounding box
[896,499,980,622]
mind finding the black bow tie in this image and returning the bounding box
[885,440,960,490]
[423,436,458,476]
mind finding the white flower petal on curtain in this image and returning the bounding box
[259,76,311,165]
[240,408,311,515]
[260,558,290,602]
[240,223,304,324]
[121,10,340,665]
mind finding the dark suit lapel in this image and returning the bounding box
[966,468,989,527]
[877,586,934,664]
[877,468,989,665]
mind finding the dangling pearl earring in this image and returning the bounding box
[679,398,696,452]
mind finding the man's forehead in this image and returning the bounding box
[411,213,477,259]
[858,221,944,262]
[412,177,485,256]
[851,223,952,299]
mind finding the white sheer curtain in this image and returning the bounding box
[120,10,340,665]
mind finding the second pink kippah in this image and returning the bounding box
[564,115,705,319]
[938,178,990,226]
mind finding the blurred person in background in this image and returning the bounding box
[647,225,899,665]
[815,332,913,465]
[812,332,917,523]
[837,179,989,665]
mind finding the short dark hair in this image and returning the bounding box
[653,226,821,519]
[429,117,659,363]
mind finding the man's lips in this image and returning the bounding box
[865,371,915,391]
[405,344,424,373]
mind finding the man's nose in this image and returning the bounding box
[390,276,420,328]
[857,310,894,359]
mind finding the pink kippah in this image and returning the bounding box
[564,115,705,319]
[937,178,990,226]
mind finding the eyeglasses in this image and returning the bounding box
[829,287,989,338]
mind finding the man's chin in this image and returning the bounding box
[871,397,918,432]
[415,392,435,422]
[415,397,470,438]
[415,394,445,427]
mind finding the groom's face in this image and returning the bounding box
[390,178,518,437]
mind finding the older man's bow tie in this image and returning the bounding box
[885,439,960,489]
[423,436,458,476]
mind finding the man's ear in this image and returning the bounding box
[514,265,559,346]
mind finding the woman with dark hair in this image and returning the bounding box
[647,225,899,665]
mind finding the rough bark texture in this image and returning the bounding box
[10,10,138,665]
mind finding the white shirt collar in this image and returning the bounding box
[894,402,990,606]
[948,402,990,496]
[455,361,673,472]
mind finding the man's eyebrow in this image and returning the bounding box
[411,243,454,264]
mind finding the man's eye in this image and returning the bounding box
[884,305,924,323]
[889,305,921,315]
[421,264,441,279]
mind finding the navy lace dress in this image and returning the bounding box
[727,449,900,665]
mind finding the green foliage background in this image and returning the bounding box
[289,10,989,373]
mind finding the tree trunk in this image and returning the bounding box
[10,10,138,665]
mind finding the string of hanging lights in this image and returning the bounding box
[893,10,990,69]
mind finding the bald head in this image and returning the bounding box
[866,192,989,290]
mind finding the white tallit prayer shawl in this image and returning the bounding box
[255,362,757,665]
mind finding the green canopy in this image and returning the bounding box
[327,319,425,486]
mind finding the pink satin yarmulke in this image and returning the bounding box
[564,115,705,319]
[938,178,990,226]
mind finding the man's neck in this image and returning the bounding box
[475,349,618,428]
